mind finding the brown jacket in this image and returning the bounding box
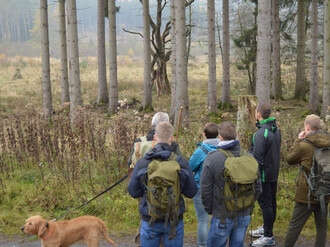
[286,131,330,204]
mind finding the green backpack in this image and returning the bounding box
[218,149,259,219]
[302,140,330,219]
[143,153,181,240]
[130,136,155,168]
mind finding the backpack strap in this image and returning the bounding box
[218,149,234,157]
[200,145,209,155]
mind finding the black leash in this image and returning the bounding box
[51,175,128,222]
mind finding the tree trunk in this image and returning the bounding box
[256,0,271,104]
[186,3,192,64]
[59,0,69,104]
[174,0,189,127]
[207,0,217,114]
[272,0,281,100]
[295,0,306,99]
[40,0,52,119]
[97,0,108,104]
[66,0,82,119]
[108,0,118,114]
[170,0,176,121]
[143,0,152,110]
[237,95,258,150]
[221,0,230,108]
[309,0,319,113]
[322,0,330,117]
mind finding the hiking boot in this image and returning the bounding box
[251,236,275,246]
[249,226,264,237]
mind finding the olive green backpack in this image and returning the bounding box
[130,136,155,168]
[218,149,259,220]
[143,153,181,240]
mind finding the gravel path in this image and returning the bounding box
[0,234,327,247]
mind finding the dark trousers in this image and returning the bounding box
[284,202,328,247]
[257,181,277,237]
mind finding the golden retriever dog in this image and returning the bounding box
[21,215,117,247]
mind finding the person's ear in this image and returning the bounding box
[154,134,157,141]
[219,134,224,141]
[170,136,174,143]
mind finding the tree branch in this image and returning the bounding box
[122,28,143,38]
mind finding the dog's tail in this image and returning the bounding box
[101,222,117,246]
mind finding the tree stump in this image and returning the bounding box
[237,95,258,150]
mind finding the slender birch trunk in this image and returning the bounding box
[40,0,52,119]
[272,0,281,100]
[66,0,82,119]
[170,0,177,121]
[108,0,118,114]
[221,0,230,107]
[59,0,69,103]
[142,0,152,110]
[256,0,271,104]
[97,0,108,103]
[174,0,189,127]
[207,0,217,114]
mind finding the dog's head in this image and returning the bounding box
[21,215,48,238]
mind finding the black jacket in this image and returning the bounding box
[127,143,197,221]
[250,117,281,182]
[200,140,262,219]
[128,128,181,167]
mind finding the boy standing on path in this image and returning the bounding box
[200,121,262,247]
[128,122,197,247]
[250,103,281,247]
[189,123,220,247]
[284,114,329,247]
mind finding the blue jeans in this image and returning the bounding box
[140,219,184,247]
[193,188,209,246]
[207,215,251,247]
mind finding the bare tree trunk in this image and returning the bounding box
[295,0,306,99]
[256,0,271,104]
[142,0,152,110]
[322,0,330,117]
[66,0,82,119]
[40,0,52,119]
[272,0,281,100]
[59,0,69,103]
[207,0,217,114]
[170,0,177,121]
[174,0,189,127]
[108,0,118,114]
[221,0,230,108]
[237,96,258,150]
[309,0,319,113]
[97,0,108,104]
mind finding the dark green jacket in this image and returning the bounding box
[286,131,330,204]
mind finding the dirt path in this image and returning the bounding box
[0,234,327,247]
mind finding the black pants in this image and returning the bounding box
[257,181,277,237]
[284,202,328,247]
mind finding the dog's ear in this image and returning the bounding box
[37,220,47,238]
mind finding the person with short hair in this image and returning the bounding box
[189,123,220,247]
[128,122,197,247]
[200,121,262,247]
[250,103,281,247]
[128,112,181,168]
[284,114,330,247]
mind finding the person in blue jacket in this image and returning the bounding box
[189,123,220,247]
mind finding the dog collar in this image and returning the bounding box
[40,222,55,241]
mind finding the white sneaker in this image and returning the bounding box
[251,236,275,246]
[249,226,264,237]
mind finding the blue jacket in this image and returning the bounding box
[128,143,197,221]
[189,138,219,188]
